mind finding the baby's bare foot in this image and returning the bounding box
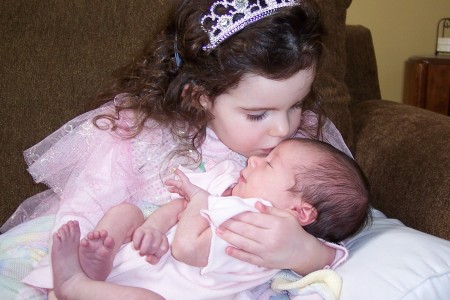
[51,220,88,300]
[79,229,115,281]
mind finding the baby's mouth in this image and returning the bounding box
[238,171,247,184]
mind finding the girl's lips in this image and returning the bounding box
[260,148,273,156]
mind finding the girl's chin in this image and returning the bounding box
[239,148,272,158]
[257,148,273,156]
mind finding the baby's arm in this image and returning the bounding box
[165,169,212,267]
[133,199,186,264]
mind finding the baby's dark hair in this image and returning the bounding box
[288,139,371,243]
[94,0,324,158]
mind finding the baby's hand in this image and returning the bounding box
[132,225,169,265]
[165,169,203,201]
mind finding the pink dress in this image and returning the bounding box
[13,94,351,296]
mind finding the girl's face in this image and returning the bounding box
[205,69,314,158]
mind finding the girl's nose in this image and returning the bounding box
[269,114,290,138]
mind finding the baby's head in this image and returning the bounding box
[288,139,371,243]
[233,138,370,243]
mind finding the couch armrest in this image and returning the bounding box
[350,99,450,240]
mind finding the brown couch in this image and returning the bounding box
[1,1,449,241]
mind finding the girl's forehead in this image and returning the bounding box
[238,71,313,90]
[227,70,314,106]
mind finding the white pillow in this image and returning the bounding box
[337,209,450,299]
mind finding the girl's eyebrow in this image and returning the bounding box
[240,106,274,111]
[239,96,305,111]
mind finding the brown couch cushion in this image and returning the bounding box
[0,0,169,225]
[351,100,450,239]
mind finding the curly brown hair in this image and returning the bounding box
[94,0,324,158]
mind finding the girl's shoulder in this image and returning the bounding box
[297,110,352,158]
[201,128,247,170]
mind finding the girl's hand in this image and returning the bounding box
[132,225,169,265]
[217,202,335,275]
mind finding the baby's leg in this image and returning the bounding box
[51,220,164,300]
[79,203,144,280]
[79,229,115,281]
[51,220,89,299]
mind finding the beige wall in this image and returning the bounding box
[346,0,450,102]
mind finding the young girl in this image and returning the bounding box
[14,0,352,297]
[50,138,370,300]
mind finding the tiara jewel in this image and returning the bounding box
[201,0,299,50]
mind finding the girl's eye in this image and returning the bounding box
[246,112,268,122]
[292,101,304,109]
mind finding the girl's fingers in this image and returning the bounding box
[224,245,264,266]
[255,201,295,218]
[216,224,265,266]
[222,210,278,234]
[217,219,264,252]
[218,205,303,269]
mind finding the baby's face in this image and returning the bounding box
[232,140,306,209]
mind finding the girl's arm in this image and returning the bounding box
[165,170,213,267]
[217,202,336,275]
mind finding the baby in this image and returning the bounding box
[51,138,370,299]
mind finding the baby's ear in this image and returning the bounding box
[293,202,317,226]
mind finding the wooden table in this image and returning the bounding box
[403,56,450,116]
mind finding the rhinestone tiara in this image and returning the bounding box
[201,0,300,50]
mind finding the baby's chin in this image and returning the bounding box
[221,185,234,197]
[229,183,244,198]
